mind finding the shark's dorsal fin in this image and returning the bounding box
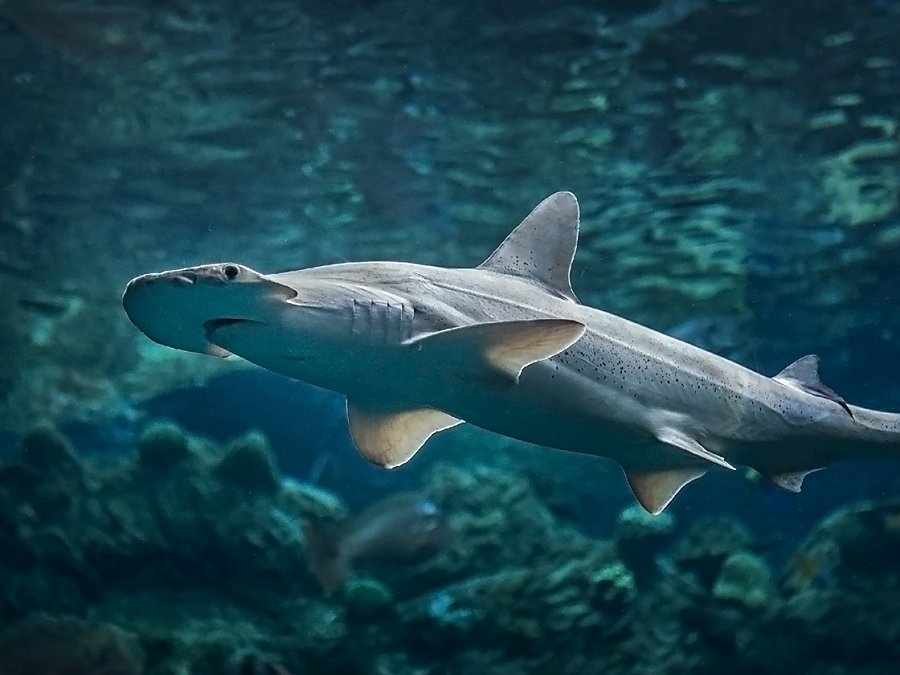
[625,467,708,515]
[346,401,462,468]
[773,355,853,417]
[406,318,586,384]
[478,192,580,302]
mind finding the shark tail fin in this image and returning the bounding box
[303,522,347,595]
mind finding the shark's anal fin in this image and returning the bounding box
[478,192,581,302]
[655,427,736,471]
[406,319,585,384]
[625,467,708,515]
[346,400,462,469]
[766,468,822,493]
[773,354,853,418]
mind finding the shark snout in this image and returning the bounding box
[123,266,247,357]
[123,262,293,359]
[123,270,199,296]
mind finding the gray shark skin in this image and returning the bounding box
[123,193,900,513]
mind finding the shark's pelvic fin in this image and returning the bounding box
[625,467,708,515]
[655,427,736,470]
[346,401,462,468]
[478,191,580,302]
[407,319,586,383]
[773,354,853,417]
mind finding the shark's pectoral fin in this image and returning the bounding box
[774,354,853,417]
[406,319,585,383]
[625,467,708,515]
[655,427,736,471]
[346,400,462,469]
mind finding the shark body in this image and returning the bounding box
[123,192,900,513]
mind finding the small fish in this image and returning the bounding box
[0,0,152,63]
[226,650,291,675]
[855,500,900,534]
[787,540,839,589]
[883,511,900,532]
[303,492,450,595]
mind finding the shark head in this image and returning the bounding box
[122,262,295,357]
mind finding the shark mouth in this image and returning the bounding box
[203,318,259,358]
[204,317,253,332]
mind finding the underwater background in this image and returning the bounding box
[1,0,900,673]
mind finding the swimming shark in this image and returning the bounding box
[122,192,900,514]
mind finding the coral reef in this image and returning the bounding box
[137,420,190,469]
[669,514,757,587]
[0,613,144,675]
[2,421,900,673]
[711,552,775,610]
[215,430,281,496]
[614,504,676,585]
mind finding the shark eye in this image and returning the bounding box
[223,265,239,280]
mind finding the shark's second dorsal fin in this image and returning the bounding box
[773,355,853,417]
[478,192,580,302]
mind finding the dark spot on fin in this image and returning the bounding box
[624,466,708,515]
[303,522,345,595]
[773,354,853,418]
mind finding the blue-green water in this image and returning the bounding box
[1,0,899,673]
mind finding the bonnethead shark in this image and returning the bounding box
[123,192,900,514]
